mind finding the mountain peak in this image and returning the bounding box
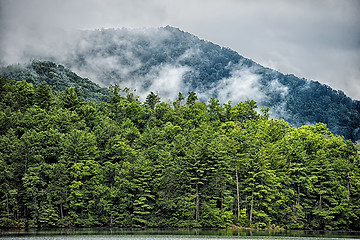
[1,27,359,140]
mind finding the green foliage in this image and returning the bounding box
[1,60,107,103]
[2,26,360,142]
[0,77,359,230]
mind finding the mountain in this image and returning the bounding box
[1,26,359,140]
[0,60,107,103]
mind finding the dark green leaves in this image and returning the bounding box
[0,78,358,230]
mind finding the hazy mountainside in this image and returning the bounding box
[0,26,359,140]
[0,60,107,103]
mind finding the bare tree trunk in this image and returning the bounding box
[60,203,64,219]
[347,171,350,201]
[236,166,240,219]
[220,192,223,214]
[6,193,9,218]
[196,182,199,221]
[249,190,254,225]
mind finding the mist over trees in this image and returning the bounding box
[0,26,360,231]
[1,26,359,141]
[0,77,359,230]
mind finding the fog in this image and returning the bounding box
[0,0,359,99]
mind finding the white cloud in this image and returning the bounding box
[268,79,288,99]
[199,66,266,104]
[1,0,359,99]
[147,64,191,101]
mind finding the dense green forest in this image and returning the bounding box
[2,26,360,141]
[0,77,359,230]
[0,60,107,103]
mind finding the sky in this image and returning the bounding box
[1,0,359,99]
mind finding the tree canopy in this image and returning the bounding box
[0,78,359,230]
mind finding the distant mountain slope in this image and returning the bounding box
[1,26,359,140]
[0,60,107,103]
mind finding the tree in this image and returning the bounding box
[144,91,159,110]
[34,82,52,109]
[105,135,137,163]
[60,129,98,165]
[60,87,81,110]
[186,91,198,106]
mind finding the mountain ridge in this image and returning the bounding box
[0,26,359,140]
[0,60,107,103]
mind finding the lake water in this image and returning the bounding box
[1,228,359,240]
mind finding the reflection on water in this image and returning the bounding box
[1,228,359,240]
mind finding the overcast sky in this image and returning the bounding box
[1,0,359,99]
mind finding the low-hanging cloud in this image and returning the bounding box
[143,64,191,101]
[268,79,289,99]
[212,68,266,104]
[191,62,294,118]
[1,0,359,99]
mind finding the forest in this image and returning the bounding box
[3,26,360,141]
[0,77,359,230]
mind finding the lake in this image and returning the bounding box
[1,228,360,240]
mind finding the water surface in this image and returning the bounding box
[1,228,359,240]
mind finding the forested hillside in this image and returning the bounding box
[0,77,359,230]
[1,26,360,141]
[0,60,107,103]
